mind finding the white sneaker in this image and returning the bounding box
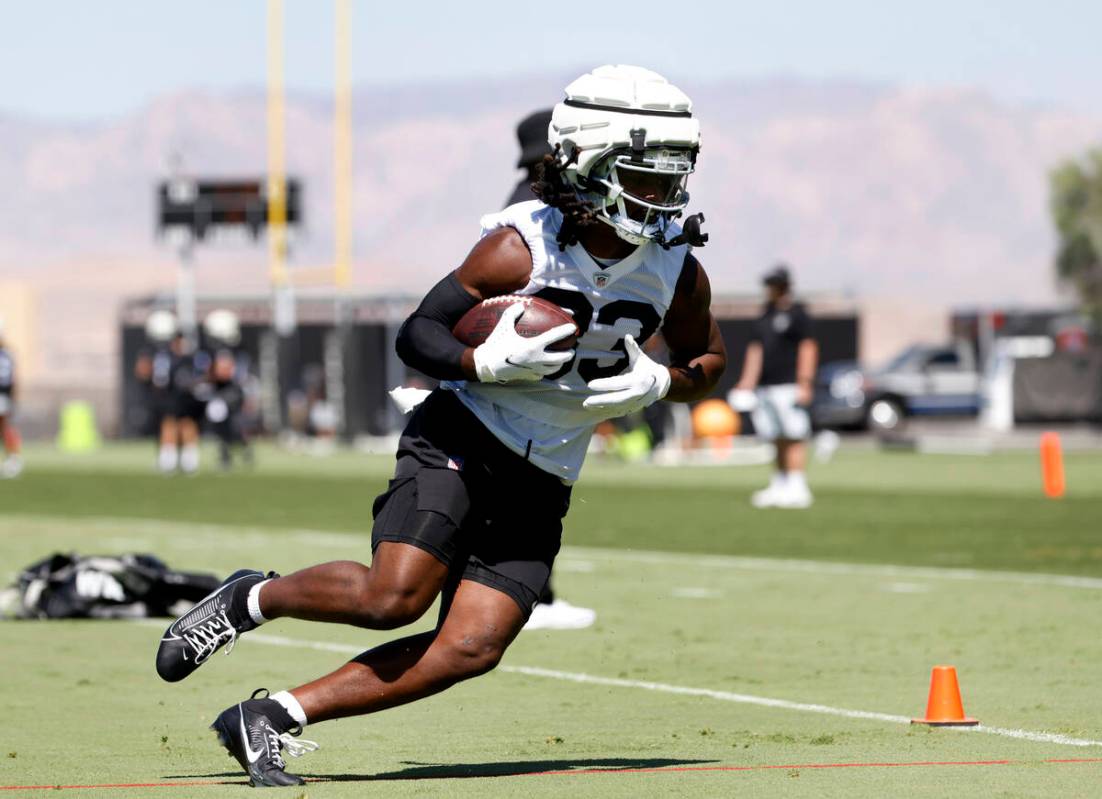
[158,446,178,474]
[1,457,22,479]
[751,487,781,508]
[775,486,813,509]
[523,599,597,631]
[179,445,200,475]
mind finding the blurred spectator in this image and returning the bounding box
[0,318,23,478]
[733,265,819,509]
[169,333,211,475]
[203,310,254,469]
[207,348,253,468]
[505,109,553,208]
[136,310,187,474]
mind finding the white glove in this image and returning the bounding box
[727,388,759,412]
[388,386,432,414]
[582,335,671,415]
[473,303,576,383]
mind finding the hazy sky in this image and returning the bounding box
[2,0,1099,120]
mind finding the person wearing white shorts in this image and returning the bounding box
[732,266,818,508]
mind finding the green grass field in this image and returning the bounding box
[2,441,1102,797]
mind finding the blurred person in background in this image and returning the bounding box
[136,310,181,474]
[733,265,818,508]
[302,363,338,442]
[170,334,211,475]
[505,109,553,207]
[506,107,596,632]
[203,310,253,470]
[0,317,23,478]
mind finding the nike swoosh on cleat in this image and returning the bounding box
[239,706,265,764]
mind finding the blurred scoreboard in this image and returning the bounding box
[156,178,301,240]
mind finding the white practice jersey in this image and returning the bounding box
[443,200,690,481]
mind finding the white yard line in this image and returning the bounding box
[565,546,1102,592]
[15,512,1102,591]
[161,626,1101,750]
[501,666,1102,749]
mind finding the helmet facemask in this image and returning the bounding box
[579,136,696,247]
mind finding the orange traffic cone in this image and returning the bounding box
[1040,432,1065,499]
[911,665,978,726]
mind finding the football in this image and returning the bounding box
[453,295,578,351]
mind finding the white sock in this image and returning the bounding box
[271,690,308,727]
[786,471,809,493]
[158,445,178,473]
[179,444,199,473]
[247,580,271,625]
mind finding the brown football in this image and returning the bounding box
[453,295,578,351]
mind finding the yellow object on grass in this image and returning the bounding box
[57,401,101,452]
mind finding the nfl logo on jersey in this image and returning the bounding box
[594,273,609,288]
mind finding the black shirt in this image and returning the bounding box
[751,302,813,386]
[147,346,174,391]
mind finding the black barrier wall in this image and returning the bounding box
[120,312,860,438]
[120,322,400,439]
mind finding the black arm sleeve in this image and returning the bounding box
[395,272,481,381]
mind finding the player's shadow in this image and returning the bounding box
[170,757,715,782]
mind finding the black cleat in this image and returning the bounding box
[211,689,318,788]
[155,568,275,682]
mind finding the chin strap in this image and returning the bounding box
[659,213,708,249]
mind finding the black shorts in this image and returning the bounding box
[149,389,174,423]
[172,391,207,423]
[371,390,571,615]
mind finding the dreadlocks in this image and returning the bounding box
[531,146,600,250]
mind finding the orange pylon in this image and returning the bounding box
[911,665,978,726]
[1040,432,1065,499]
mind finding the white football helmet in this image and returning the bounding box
[549,65,703,247]
[145,310,178,343]
[203,308,241,347]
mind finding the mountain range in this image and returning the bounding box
[1,74,1100,411]
[3,75,1100,302]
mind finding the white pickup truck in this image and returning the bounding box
[813,343,982,432]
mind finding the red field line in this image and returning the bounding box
[4,758,1102,790]
[540,760,1017,776]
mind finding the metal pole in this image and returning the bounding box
[175,237,197,348]
[332,0,354,437]
[334,0,353,291]
[267,0,289,291]
[266,0,293,435]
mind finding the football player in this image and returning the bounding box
[509,106,597,632]
[733,265,818,508]
[202,309,254,469]
[0,318,23,478]
[155,65,726,787]
[168,331,211,475]
[135,310,179,471]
